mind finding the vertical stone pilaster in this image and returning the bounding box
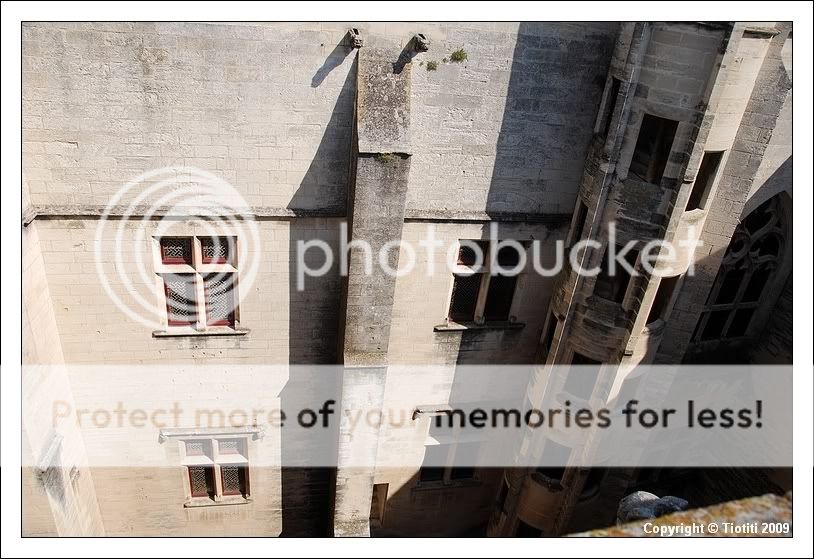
[333,46,413,536]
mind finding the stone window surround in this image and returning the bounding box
[151,235,247,338]
[681,149,731,220]
[440,239,530,330]
[175,434,253,508]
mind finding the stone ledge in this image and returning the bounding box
[23,205,347,223]
[184,496,253,508]
[406,208,572,225]
[152,327,249,338]
[434,320,525,332]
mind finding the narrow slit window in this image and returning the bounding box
[686,151,724,211]
[570,200,589,247]
[647,275,679,325]
[600,77,621,138]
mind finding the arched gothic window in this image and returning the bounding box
[692,195,788,342]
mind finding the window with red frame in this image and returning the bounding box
[159,237,193,265]
[187,465,215,498]
[163,274,197,326]
[220,465,248,496]
[156,236,240,331]
[201,236,234,265]
[204,274,236,327]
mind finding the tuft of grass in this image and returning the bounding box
[376,153,396,163]
[449,48,468,63]
[441,57,448,64]
[426,60,439,71]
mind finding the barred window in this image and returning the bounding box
[155,236,240,332]
[220,465,248,496]
[201,236,234,265]
[160,237,193,265]
[181,437,250,504]
[187,465,215,498]
[447,240,527,324]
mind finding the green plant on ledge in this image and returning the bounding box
[450,48,468,63]
[376,153,396,163]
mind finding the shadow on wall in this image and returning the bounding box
[378,23,617,537]
[485,22,615,217]
[312,38,355,89]
[278,51,357,536]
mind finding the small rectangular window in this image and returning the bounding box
[448,241,527,324]
[630,114,679,184]
[220,465,248,496]
[204,274,236,327]
[449,274,482,322]
[647,275,679,324]
[483,275,517,321]
[160,237,193,265]
[163,274,197,326]
[181,436,251,504]
[201,236,235,265]
[217,439,242,455]
[594,245,638,304]
[686,151,724,211]
[187,465,215,498]
[184,440,210,457]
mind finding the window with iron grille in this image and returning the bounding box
[447,240,527,324]
[187,465,215,498]
[201,236,234,265]
[181,437,250,504]
[155,236,239,332]
[160,237,193,265]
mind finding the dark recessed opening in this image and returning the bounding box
[629,114,679,184]
[686,151,724,211]
[647,275,679,324]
